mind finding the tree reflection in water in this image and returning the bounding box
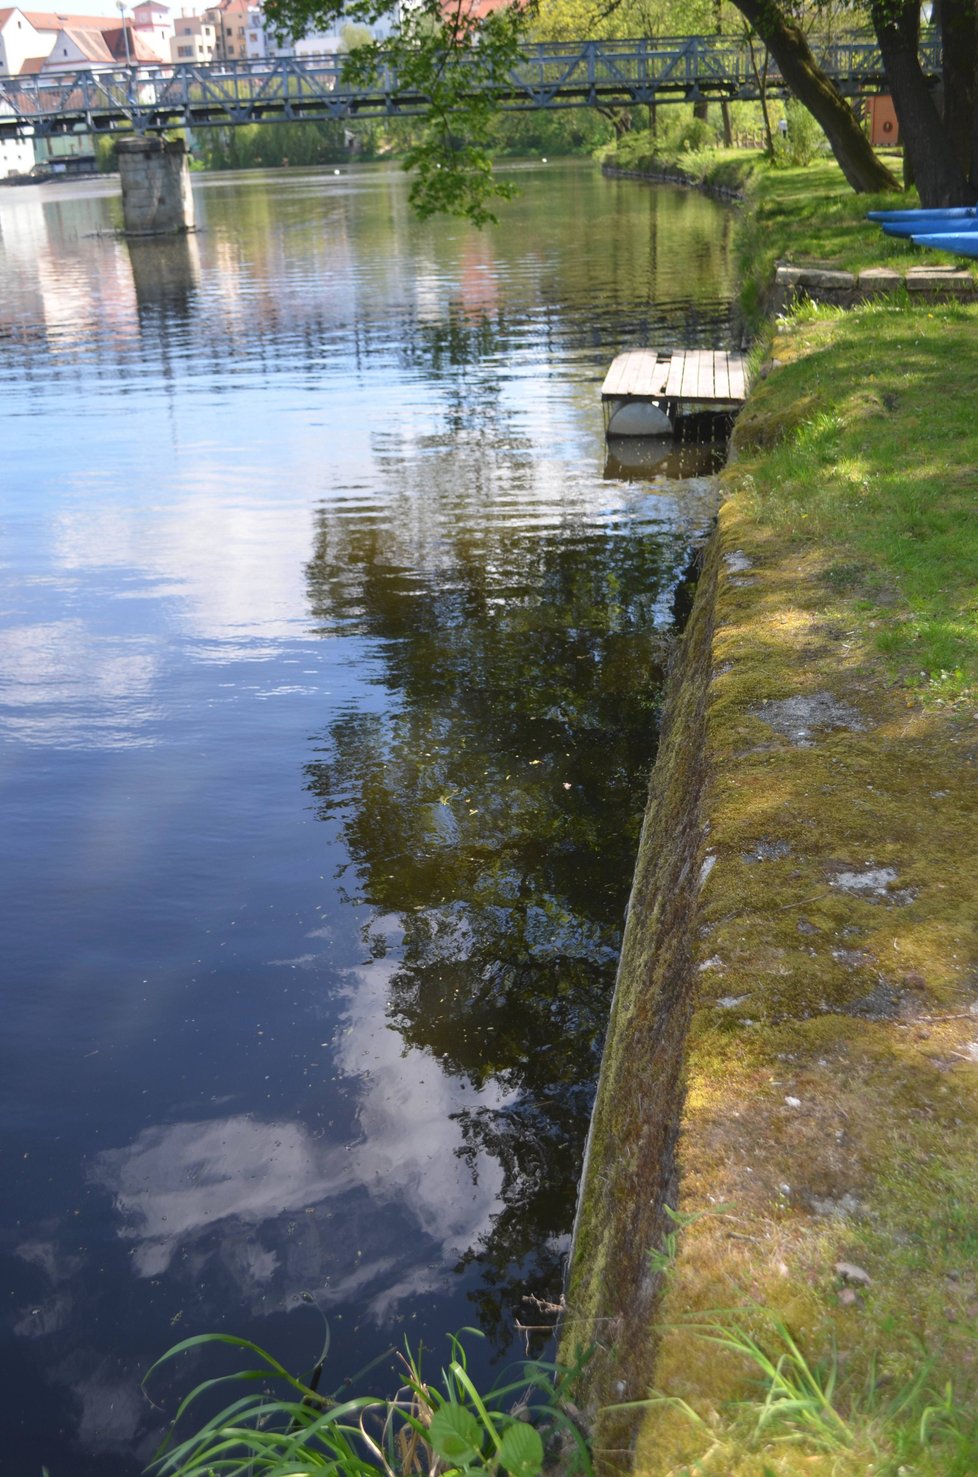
[303,401,707,1346]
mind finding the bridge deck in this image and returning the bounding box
[0,34,941,138]
[601,347,748,408]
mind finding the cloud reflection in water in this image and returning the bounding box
[85,949,508,1306]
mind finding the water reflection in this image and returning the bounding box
[128,234,201,314]
[302,454,708,1336]
[0,162,736,1475]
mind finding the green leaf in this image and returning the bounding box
[498,1420,545,1477]
[429,1402,485,1464]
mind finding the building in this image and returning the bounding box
[0,7,166,75]
[42,20,168,69]
[132,0,175,53]
[170,8,216,62]
[0,99,33,173]
[213,0,249,60]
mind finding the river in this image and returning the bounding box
[0,159,737,1475]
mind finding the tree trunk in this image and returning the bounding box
[743,26,775,153]
[747,28,780,154]
[872,0,974,204]
[732,0,898,192]
[720,99,734,145]
[935,0,978,187]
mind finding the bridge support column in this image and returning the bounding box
[116,136,194,235]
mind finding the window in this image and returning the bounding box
[177,43,192,55]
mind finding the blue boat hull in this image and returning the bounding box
[868,206,977,222]
[882,217,978,238]
[911,232,978,257]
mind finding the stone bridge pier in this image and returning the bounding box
[116,136,194,235]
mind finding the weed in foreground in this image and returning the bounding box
[144,1328,592,1477]
[642,1307,978,1475]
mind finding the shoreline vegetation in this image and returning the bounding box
[560,150,978,1473]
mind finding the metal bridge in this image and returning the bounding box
[0,33,939,139]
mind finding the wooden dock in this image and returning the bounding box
[601,348,749,435]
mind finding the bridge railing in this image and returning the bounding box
[0,32,942,135]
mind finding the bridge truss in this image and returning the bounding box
[0,33,940,139]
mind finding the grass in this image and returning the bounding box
[143,1329,592,1477]
[735,157,921,286]
[732,298,978,697]
[643,1303,978,1476]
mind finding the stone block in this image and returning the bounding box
[857,268,902,294]
[794,268,856,290]
[905,267,974,294]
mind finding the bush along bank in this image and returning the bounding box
[560,168,978,1475]
[597,132,761,200]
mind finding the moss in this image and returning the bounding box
[559,534,720,1464]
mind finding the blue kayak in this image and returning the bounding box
[882,217,978,238]
[911,231,978,257]
[868,206,977,222]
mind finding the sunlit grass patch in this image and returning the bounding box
[646,1306,978,1476]
[730,300,978,699]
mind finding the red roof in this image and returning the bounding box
[20,9,129,30]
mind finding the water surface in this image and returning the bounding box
[0,160,737,1474]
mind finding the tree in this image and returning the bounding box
[870,0,970,203]
[730,0,897,191]
[935,0,978,189]
[730,0,978,205]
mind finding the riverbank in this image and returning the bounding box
[561,162,978,1474]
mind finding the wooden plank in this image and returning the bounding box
[703,350,717,400]
[602,349,660,399]
[664,353,684,400]
[603,346,749,408]
[688,349,706,400]
[622,349,657,396]
[713,349,730,402]
[650,357,670,397]
[602,353,631,398]
[728,353,747,400]
[601,354,627,398]
[688,350,704,400]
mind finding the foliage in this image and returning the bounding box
[597,128,760,194]
[596,115,717,171]
[190,119,373,169]
[145,1329,592,1477]
[532,0,716,46]
[489,107,613,157]
[262,0,534,223]
[770,96,828,168]
[94,134,117,172]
